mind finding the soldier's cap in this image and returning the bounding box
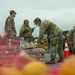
[24,19,29,23]
[34,17,40,21]
[10,10,17,14]
[34,17,41,24]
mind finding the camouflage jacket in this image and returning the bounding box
[4,16,16,35]
[19,24,33,37]
[37,20,62,43]
[67,26,75,44]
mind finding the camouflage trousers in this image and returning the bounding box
[69,43,75,53]
[50,32,63,60]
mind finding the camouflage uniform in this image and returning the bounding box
[4,10,17,36]
[34,18,63,63]
[67,26,75,54]
[19,20,34,42]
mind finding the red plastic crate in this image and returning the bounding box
[0,36,21,66]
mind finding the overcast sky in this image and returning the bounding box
[0,0,75,37]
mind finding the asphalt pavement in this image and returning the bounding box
[45,52,59,62]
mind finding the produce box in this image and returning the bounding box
[21,42,35,49]
[22,48,45,62]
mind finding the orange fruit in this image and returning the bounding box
[41,74,51,75]
[42,74,51,75]
[23,61,48,75]
[0,67,2,75]
[1,67,22,75]
[59,56,75,75]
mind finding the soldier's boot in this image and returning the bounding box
[57,57,64,63]
[46,59,56,64]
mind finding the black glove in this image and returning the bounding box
[32,28,34,32]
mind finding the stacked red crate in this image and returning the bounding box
[0,36,21,66]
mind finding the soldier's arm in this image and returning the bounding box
[31,26,36,32]
[20,26,26,34]
[66,29,74,42]
[31,28,34,32]
[4,24,7,32]
[5,18,12,33]
[12,24,17,35]
[26,27,33,37]
[38,21,51,43]
[38,25,46,43]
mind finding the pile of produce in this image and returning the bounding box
[0,34,75,75]
[0,53,75,75]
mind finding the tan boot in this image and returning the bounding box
[46,59,56,64]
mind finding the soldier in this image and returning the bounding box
[67,26,75,54]
[4,10,17,36]
[34,17,63,64]
[19,20,34,42]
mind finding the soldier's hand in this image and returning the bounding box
[36,43,43,48]
[40,41,43,44]
[32,28,34,32]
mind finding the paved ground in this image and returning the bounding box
[45,52,59,62]
[45,53,62,69]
